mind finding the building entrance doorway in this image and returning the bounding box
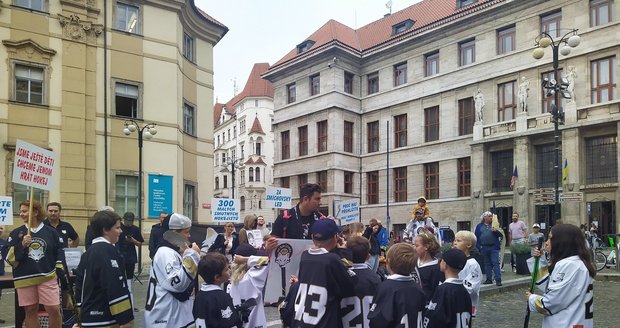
[535,204,561,235]
[587,201,616,243]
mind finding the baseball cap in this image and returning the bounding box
[532,223,541,228]
[415,208,425,215]
[235,243,258,257]
[168,213,192,230]
[441,248,467,271]
[311,218,340,241]
[122,212,135,221]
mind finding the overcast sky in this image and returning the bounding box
[195,0,422,104]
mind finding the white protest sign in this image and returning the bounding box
[335,199,360,224]
[211,198,240,222]
[64,248,83,273]
[0,197,14,225]
[265,186,292,209]
[12,140,58,191]
[247,229,263,249]
[264,238,313,303]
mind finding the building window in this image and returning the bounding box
[255,167,261,182]
[586,135,617,184]
[497,25,515,54]
[541,70,565,113]
[215,177,220,189]
[115,175,138,214]
[425,162,439,199]
[280,177,290,188]
[240,169,245,184]
[394,167,407,202]
[541,11,562,38]
[457,0,476,8]
[310,74,320,96]
[317,120,328,152]
[114,2,141,34]
[392,19,414,35]
[240,119,246,133]
[491,150,514,192]
[458,97,474,135]
[424,106,439,142]
[296,40,315,53]
[223,175,228,188]
[317,171,327,192]
[11,183,46,214]
[591,56,617,104]
[281,130,290,160]
[425,52,439,77]
[367,121,379,153]
[498,81,516,121]
[183,184,196,222]
[287,83,296,103]
[255,141,262,156]
[15,0,46,11]
[183,102,195,136]
[344,121,354,153]
[298,126,308,156]
[344,72,354,94]
[183,32,194,62]
[590,0,612,27]
[367,72,379,95]
[458,158,471,197]
[240,196,246,211]
[393,62,407,86]
[394,114,407,148]
[114,82,140,118]
[536,144,562,188]
[367,171,379,204]
[344,171,353,194]
[14,64,44,105]
[298,174,308,196]
[249,168,254,182]
[459,39,475,66]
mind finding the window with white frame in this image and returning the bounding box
[183,102,196,136]
[15,64,44,105]
[183,32,194,62]
[114,2,141,34]
[115,82,139,118]
[15,0,46,11]
[183,183,196,221]
[115,175,138,214]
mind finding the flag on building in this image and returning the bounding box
[510,166,518,190]
[562,159,568,184]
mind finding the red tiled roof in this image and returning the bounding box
[254,157,266,165]
[245,158,255,165]
[213,103,235,128]
[249,116,265,135]
[227,63,274,109]
[191,1,228,33]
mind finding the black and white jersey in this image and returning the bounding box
[422,278,472,328]
[229,256,270,328]
[293,248,356,328]
[194,284,241,328]
[458,257,482,317]
[368,274,426,328]
[416,259,444,301]
[340,264,381,328]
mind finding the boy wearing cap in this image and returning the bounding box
[144,213,201,328]
[293,218,356,328]
[422,248,472,328]
[528,224,545,256]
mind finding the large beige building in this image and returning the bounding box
[0,0,226,235]
[264,0,619,238]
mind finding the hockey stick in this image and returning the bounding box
[523,237,544,328]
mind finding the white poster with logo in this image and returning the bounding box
[265,186,292,209]
[211,198,240,222]
[264,238,313,304]
[335,199,360,225]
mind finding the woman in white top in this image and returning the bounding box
[209,222,239,262]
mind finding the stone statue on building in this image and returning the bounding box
[474,89,485,123]
[566,66,577,103]
[518,77,530,112]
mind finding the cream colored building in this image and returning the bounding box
[0,0,226,236]
[264,0,619,238]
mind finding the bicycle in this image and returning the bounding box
[590,237,608,272]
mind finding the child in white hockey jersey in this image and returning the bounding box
[453,231,482,319]
[527,224,596,328]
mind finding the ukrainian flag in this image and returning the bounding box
[562,159,568,184]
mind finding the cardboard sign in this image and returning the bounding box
[64,248,83,274]
[335,199,360,224]
[264,238,314,303]
[0,196,13,225]
[265,186,292,209]
[12,140,57,191]
[211,198,240,222]
[247,229,263,249]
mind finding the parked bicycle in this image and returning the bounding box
[590,237,610,272]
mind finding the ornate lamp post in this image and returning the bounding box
[122,120,157,273]
[224,155,243,199]
[532,29,580,231]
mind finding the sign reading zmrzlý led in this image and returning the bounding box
[12,140,58,191]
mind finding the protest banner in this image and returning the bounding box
[0,196,13,225]
[335,198,360,225]
[265,186,292,209]
[211,198,240,222]
[247,229,263,249]
[264,238,313,304]
[12,139,58,191]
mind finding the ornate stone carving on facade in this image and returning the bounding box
[3,39,57,64]
[58,14,103,43]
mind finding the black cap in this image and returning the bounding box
[235,243,258,257]
[441,248,467,271]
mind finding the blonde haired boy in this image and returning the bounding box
[453,231,483,318]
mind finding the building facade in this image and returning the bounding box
[264,0,619,238]
[0,0,226,235]
[213,63,275,222]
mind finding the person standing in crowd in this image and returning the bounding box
[453,231,482,320]
[85,205,115,249]
[527,224,595,328]
[475,211,503,286]
[238,214,258,246]
[363,219,382,272]
[209,222,239,262]
[145,213,200,328]
[414,230,444,300]
[376,220,388,255]
[271,183,324,239]
[75,210,134,327]
[149,211,168,260]
[411,196,431,219]
[193,252,240,327]
[404,208,436,242]
[118,212,145,312]
[44,202,79,248]
[528,224,545,256]
[508,212,527,272]
[257,216,270,237]
[3,200,66,328]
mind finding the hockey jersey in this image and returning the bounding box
[229,255,270,328]
[368,274,426,328]
[3,223,65,288]
[340,263,381,328]
[144,242,200,328]
[528,255,594,328]
[194,284,241,328]
[415,259,444,301]
[422,278,472,328]
[404,219,436,240]
[75,237,134,326]
[458,257,482,317]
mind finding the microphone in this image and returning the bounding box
[537,236,544,250]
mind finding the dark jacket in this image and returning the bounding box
[148,223,164,260]
[208,233,239,256]
[271,205,323,239]
[363,226,381,256]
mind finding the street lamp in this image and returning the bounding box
[122,119,157,273]
[532,29,580,231]
[223,155,243,198]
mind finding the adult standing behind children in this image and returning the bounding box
[508,212,527,272]
[148,211,168,260]
[363,219,382,272]
[271,183,323,239]
[118,212,144,312]
[528,224,545,256]
[44,202,79,248]
[475,211,503,286]
[75,210,134,327]
[404,208,436,242]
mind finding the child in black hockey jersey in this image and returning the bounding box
[414,229,444,300]
[193,252,241,328]
[423,248,472,327]
[368,243,426,328]
[342,235,381,328]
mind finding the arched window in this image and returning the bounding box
[240,196,246,210]
[255,167,261,182]
[249,167,254,182]
[215,177,219,189]
[256,142,262,155]
[223,175,228,188]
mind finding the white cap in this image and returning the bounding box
[532,223,540,228]
[168,213,191,230]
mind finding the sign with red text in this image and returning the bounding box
[12,140,58,191]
